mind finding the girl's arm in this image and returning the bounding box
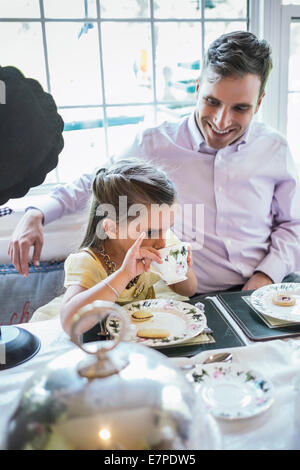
[60,268,131,335]
[61,232,162,335]
[168,267,198,297]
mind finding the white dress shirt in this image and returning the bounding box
[36,113,300,292]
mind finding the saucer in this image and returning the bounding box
[187,363,274,420]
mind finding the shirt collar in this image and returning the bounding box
[188,112,208,152]
[188,111,251,154]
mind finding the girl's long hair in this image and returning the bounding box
[79,158,176,250]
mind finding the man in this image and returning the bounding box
[8,31,300,293]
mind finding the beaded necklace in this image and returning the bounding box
[93,245,139,289]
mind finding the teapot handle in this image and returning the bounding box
[70,301,129,378]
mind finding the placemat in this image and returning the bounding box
[157,331,215,349]
[82,295,246,357]
[217,290,300,341]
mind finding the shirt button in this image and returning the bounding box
[220,216,224,222]
[218,186,223,192]
[227,239,232,246]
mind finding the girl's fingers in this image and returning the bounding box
[143,258,151,272]
[187,246,193,267]
[140,247,162,264]
[130,232,146,252]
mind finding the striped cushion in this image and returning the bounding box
[0,261,65,325]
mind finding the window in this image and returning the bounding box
[1,0,249,196]
[280,3,300,171]
[261,1,300,172]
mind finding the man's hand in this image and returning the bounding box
[242,271,273,291]
[8,209,44,276]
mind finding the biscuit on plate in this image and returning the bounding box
[131,310,154,322]
[137,328,170,339]
[272,293,296,307]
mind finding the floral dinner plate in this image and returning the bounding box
[187,363,274,420]
[106,298,207,348]
[250,283,300,323]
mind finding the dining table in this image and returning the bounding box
[1,291,300,451]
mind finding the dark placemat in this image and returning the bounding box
[82,296,246,358]
[217,290,300,341]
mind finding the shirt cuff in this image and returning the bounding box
[255,254,289,284]
[26,196,64,225]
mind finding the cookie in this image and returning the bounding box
[272,293,296,307]
[137,328,170,339]
[131,310,154,322]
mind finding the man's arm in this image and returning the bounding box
[8,171,95,275]
[9,127,150,275]
[38,171,96,224]
[243,144,300,290]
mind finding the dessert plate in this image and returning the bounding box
[106,298,207,348]
[250,283,300,323]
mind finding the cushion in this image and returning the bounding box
[0,261,65,326]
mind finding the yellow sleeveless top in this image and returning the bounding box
[64,248,161,305]
[64,230,180,305]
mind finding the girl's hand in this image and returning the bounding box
[187,246,193,268]
[120,232,162,282]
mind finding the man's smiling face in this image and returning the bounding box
[195,71,264,150]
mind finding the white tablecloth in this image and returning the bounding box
[1,318,300,450]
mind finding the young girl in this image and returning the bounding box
[60,158,197,335]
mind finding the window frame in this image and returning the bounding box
[1,0,251,199]
[278,4,300,135]
[258,1,300,136]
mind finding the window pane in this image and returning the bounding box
[101,0,150,18]
[0,0,40,17]
[46,22,102,106]
[155,22,202,102]
[287,20,300,171]
[204,21,247,50]
[157,104,195,124]
[43,0,97,18]
[282,1,300,4]
[56,108,106,183]
[106,106,155,157]
[205,0,247,18]
[154,0,202,18]
[289,21,300,91]
[0,22,46,87]
[287,92,300,171]
[101,22,153,104]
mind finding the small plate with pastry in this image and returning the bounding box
[106,298,207,347]
[250,283,300,322]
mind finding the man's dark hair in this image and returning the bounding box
[201,31,273,99]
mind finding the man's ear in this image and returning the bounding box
[255,91,265,114]
[102,218,117,239]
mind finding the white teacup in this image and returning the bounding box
[151,242,190,285]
